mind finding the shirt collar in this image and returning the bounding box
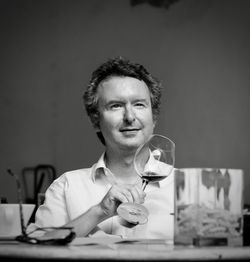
[91,152,117,184]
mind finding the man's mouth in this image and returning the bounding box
[120,128,140,132]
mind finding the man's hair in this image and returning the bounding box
[83,56,163,132]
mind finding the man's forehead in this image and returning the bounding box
[100,75,145,85]
[97,76,150,98]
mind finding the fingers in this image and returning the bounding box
[111,188,132,204]
[126,186,144,204]
[109,185,133,204]
[99,184,146,218]
[115,184,146,204]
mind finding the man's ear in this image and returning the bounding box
[153,119,157,129]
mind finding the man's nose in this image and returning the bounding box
[124,105,136,123]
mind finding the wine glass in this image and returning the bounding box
[134,134,175,191]
[117,134,175,227]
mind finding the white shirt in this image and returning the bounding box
[31,153,174,240]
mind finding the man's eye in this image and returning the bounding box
[134,103,146,108]
[110,104,122,110]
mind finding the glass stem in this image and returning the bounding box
[142,180,148,191]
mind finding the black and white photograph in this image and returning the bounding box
[0,0,250,260]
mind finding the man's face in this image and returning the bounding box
[97,76,155,153]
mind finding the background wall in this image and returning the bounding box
[0,0,249,203]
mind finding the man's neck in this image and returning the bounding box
[105,148,139,184]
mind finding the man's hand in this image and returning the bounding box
[99,184,146,218]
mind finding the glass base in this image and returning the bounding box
[117,202,149,227]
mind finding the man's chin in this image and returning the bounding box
[119,138,144,151]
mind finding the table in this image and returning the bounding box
[1,238,250,261]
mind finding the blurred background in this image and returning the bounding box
[0,0,249,205]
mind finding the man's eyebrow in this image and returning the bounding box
[105,98,149,104]
[134,98,149,102]
[105,99,125,105]
[133,98,150,104]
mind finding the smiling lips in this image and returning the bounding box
[120,128,140,132]
[120,128,140,135]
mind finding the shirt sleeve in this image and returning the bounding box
[29,174,70,228]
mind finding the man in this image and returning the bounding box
[30,57,174,240]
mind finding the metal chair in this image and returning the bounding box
[22,164,56,222]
